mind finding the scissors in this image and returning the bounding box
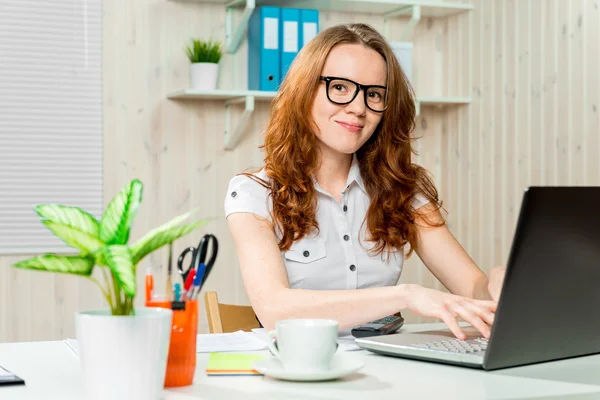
[177,234,219,291]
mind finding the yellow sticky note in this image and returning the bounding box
[206,352,265,376]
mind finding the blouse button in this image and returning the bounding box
[231,191,237,198]
[303,250,310,257]
[343,205,348,212]
[343,234,350,241]
[349,264,356,272]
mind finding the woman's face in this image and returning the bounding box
[311,43,386,157]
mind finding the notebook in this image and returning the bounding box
[205,352,265,376]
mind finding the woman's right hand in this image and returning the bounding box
[404,284,497,340]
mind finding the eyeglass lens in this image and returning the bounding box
[327,78,387,111]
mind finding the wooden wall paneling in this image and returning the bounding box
[442,0,469,281]
[484,1,497,267]
[502,0,515,262]
[570,0,585,186]
[7,261,33,341]
[490,0,502,268]
[515,0,530,248]
[557,0,569,186]
[530,0,543,187]
[132,0,159,301]
[457,12,469,260]
[468,0,482,267]
[542,0,555,185]
[199,99,223,332]
[586,0,600,185]
[480,0,494,270]
[443,14,457,243]
[413,17,447,298]
[53,274,80,340]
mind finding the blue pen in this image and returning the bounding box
[185,262,205,300]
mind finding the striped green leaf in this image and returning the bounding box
[127,209,198,263]
[93,250,108,267]
[35,204,100,237]
[103,245,136,297]
[100,179,143,245]
[43,221,105,254]
[148,208,199,233]
[131,218,211,265]
[13,255,94,276]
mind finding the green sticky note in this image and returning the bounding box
[206,352,265,375]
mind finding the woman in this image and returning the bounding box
[224,23,505,340]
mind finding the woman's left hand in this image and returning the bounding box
[487,266,507,301]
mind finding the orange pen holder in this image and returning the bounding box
[146,299,198,387]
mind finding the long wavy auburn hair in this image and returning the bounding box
[245,23,444,257]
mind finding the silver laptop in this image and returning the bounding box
[356,187,600,370]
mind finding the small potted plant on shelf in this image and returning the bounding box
[185,37,223,90]
[13,179,210,400]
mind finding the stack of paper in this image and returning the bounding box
[63,331,268,357]
[63,338,79,355]
[338,335,362,352]
[196,330,268,353]
[205,352,265,376]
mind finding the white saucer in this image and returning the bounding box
[251,356,364,382]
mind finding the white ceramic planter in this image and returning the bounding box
[75,307,173,400]
[190,62,219,90]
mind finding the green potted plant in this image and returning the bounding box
[13,179,210,400]
[185,37,223,90]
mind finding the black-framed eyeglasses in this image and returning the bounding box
[319,76,388,112]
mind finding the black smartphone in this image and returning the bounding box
[351,313,404,338]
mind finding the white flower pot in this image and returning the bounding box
[189,62,219,90]
[75,307,173,400]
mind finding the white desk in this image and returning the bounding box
[2,323,600,400]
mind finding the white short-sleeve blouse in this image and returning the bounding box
[224,156,429,291]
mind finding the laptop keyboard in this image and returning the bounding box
[411,337,488,353]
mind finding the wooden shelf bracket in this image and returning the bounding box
[382,5,421,42]
[225,0,255,54]
[224,95,255,150]
[400,5,422,41]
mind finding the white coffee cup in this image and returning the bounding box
[268,319,339,372]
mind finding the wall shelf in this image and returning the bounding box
[172,0,473,52]
[167,89,471,149]
[167,89,277,101]
[176,0,472,17]
[416,96,471,116]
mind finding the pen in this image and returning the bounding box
[183,267,195,291]
[166,242,173,299]
[193,260,215,299]
[184,263,204,301]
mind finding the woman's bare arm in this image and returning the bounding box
[414,203,491,300]
[227,213,409,331]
